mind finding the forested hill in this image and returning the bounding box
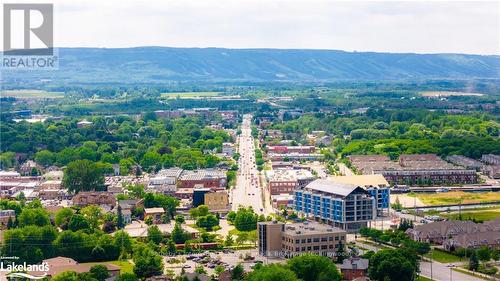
[3,47,500,84]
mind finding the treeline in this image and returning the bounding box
[268,109,499,159]
[0,115,231,172]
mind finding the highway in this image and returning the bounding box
[230,114,273,215]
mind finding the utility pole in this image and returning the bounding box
[430,249,433,280]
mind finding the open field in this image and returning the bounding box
[409,191,500,206]
[425,249,465,263]
[441,207,500,222]
[420,91,484,97]
[81,260,134,274]
[0,89,65,99]
[160,91,221,98]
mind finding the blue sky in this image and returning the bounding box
[4,0,499,55]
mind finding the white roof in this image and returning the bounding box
[305,179,361,197]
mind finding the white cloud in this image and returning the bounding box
[5,0,500,54]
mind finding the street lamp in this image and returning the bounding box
[446,263,456,281]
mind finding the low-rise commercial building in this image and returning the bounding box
[268,153,324,161]
[258,221,346,258]
[178,169,227,189]
[268,145,316,154]
[204,190,230,212]
[72,192,116,208]
[265,169,315,195]
[148,168,183,194]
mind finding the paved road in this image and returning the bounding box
[355,241,482,281]
[231,114,272,215]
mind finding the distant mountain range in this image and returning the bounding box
[3,47,500,84]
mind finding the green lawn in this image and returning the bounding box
[81,260,133,274]
[441,210,500,222]
[425,249,464,263]
[0,89,65,99]
[411,191,500,206]
[418,276,434,281]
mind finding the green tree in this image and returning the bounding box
[89,265,110,281]
[35,150,55,167]
[477,246,491,262]
[171,222,190,244]
[245,264,299,281]
[368,248,418,281]
[287,254,341,281]
[175,214,185,224]
[234,207,257,231]
[469,250,479,271]
[68,214,91,232]
[115,273,139,281]
[55,208,74,230]
[147,225,163,244]
[231,264,245,280]
[195,214,219,231]
[224,233,234,247]
[81,205,102,230]
[63,159,105,193]
[17,208,50,227]
[117,205,125,229]
[132,244,163,279]
[166,239,177,254]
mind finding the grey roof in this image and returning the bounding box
[339,258,369,270]
[304,179,361,197]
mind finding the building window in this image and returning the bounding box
[313,246,320,250]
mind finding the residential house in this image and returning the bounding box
[339,258,369,281]
[144,207,165,224]
[72,192,116,208]
[29,256,120,279]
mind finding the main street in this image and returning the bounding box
[230,114,272,215]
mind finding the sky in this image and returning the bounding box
[2,0,499,55]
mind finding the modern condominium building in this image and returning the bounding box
[294,178,390,232]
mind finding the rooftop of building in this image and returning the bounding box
[154,168,184,178]
[283,221,346,235]
[328,174,389,188]
[265,169,315,182]
[304,179,366,197]
[180,169,226,181]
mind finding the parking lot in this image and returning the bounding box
[163,249,285,275]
